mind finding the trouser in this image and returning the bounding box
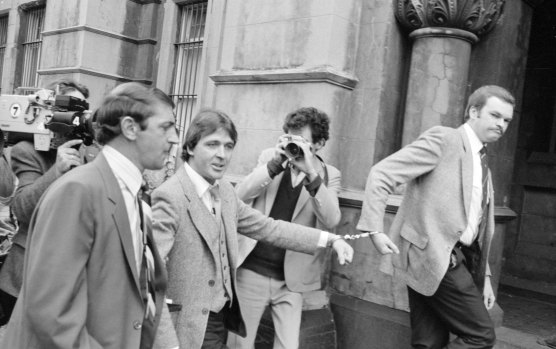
[0,288,16,326]
[227,268,303,349]
[407,246,496,349]
[202,307,229,349]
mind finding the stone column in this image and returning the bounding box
[395,0,505,145]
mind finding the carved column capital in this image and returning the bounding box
[395,0,506,37]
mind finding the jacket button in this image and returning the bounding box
[202,308,209,315]
[133,320,142,330]
[208,280,215,287]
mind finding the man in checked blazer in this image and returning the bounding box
[227,107,341,349]
[151,109,353,349]
[357,85,515,349]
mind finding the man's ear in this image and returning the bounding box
[186,145,194,158]
[469,106,479,120]
[120,116,138,141]
[313,139,325,152]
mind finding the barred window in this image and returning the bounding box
[19,6,45,89]
[171,1,208,143]
[0,15,8,94]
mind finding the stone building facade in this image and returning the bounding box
[0,0,554,348]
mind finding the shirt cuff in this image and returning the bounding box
[267,158,286,178]
[304,175,322,197]
[318,231,329,248]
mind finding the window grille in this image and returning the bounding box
[171,1,207,143]
[20,6,45,89]
[0,16,8,94]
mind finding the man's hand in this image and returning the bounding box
[370,233,400,255]
[483,276,495,310]
[332,239,354,265]
[272,135,290,163]
[288,140,317,178]
[55,139,83,176]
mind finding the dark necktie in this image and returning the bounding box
[209,184,221,223]
[137,191,157,348]
[480,146,488,211]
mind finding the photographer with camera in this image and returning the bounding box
[228,107,342,349]
[0,79,91,324]
[0,128,17,323]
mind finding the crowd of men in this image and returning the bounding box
[0,80,549,349]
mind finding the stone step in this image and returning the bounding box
[495,327,549,349]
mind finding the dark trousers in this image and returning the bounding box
[202,309,229,349]
[407,247,495,349]
[0,288,16,326]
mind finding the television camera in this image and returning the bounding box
[0,89,94,151]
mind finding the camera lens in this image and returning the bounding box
[285,142,303,158]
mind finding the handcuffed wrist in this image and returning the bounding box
[327,234,343,248]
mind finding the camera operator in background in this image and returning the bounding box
[0,128,17,299]
[0,79,92,324]
[228,107,342,349]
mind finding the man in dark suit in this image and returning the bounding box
[151,109,353,349]
[2,82,179,349]
[357,85,515,348]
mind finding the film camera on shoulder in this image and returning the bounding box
[0,89,94,151]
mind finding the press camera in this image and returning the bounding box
[283,134,312,160]
[0,89,94,151]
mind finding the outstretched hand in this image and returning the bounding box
[332,239,354,265]
[371,233,399,255]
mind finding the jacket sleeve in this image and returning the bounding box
[10,141,59,227]
[309,165,341,229]
[236,196,321,255]
[357,126,448,234]
[151,187,180,263]
[235,148,276,205]
[23,181,102,349]
[0,153,15,200]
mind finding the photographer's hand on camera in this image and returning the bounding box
[266,135,290,178]
[55,139,83,176]
[287,140,318,181]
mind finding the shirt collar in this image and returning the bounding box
[463,123,484,155]
[184,162,219,198]
[102,145,143,196]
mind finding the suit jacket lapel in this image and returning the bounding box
[459,126,473,220]
[94,154,141,292]
[220,184,238,270]
[176,167,220,261]
[292,188,310,220]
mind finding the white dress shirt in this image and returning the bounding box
[103,145,144,272]
[183,162,219,214]
[461,124,488,246]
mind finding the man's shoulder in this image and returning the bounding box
[153,168,185,197]
[11,141,48,160]
[259,148,275,161]
[422,125,459,137]
[323,162,340,176]
[417,126,462,147]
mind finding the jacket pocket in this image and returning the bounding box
[400,224,428,250]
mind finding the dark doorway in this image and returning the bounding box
[508,0,556,293]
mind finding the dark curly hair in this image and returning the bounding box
[46,79,90,99]
[282,107,330,144]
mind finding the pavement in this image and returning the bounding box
[495,287,556,349]
[0,324,5,342]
